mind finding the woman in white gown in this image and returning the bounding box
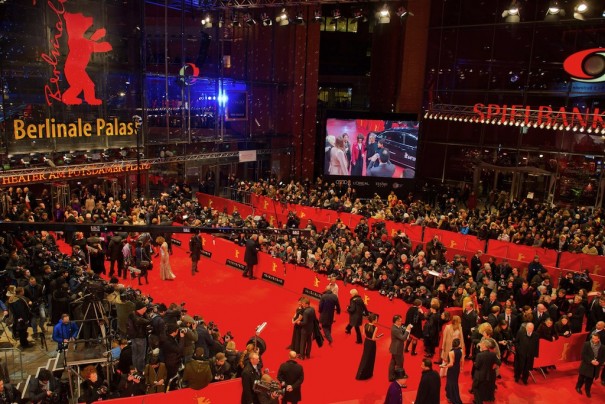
[156,236,176,280]
[329,137,350,176]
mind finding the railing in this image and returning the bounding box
[1,347,25,382]
[221,186,253,205]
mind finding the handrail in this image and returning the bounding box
[0,347,25,382]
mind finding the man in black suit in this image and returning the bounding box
[576,332,605,397]
[414,358,440,404]
[277,351,304,404]
[498,306,519,335]
[319,286,340,346]
[241,352,262,404]
[298,298,316,360]
[243,234,259,280]
[388,315,412,381]
[586,295,605,332]
[532,303,549,327]
[345,289,366,344]
[160,324,185,380]
[514,322,539,385]
[473,339,501,404]
[462,301,479,359]
[189,233,202,276]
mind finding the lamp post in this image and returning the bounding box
[133,115,143,200]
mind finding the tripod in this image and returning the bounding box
[73,294,111,351]
[0,315,16,347]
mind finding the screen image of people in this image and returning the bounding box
[324,118,419,178]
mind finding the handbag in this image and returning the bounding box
[140,260,151,269]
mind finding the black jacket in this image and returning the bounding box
[318,291,340,326]
[241,362,262,404]
[578,341,605,378]
[474,350,501,382]
[347,295,366,327]
[277,359,304,402]
[415,369,440,404]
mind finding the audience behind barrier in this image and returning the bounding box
[1,178,605,402]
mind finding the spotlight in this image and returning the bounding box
[545,1,565,21]
[377,5,390,24]
[574,1,588,20]
[275,9,289,26]
[261,12,273,26]
[332,8,342,20]
[292,11,305,25]
[201,14,212,28]
[243,12,257,26]
[502,1,521,23]
[232,14,241,27]
[396,6,413,19]
[312,9,322,22]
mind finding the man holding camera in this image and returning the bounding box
[277,351,304,404]
[118,366,146,398]
[388,315,412,382]
[52,313,78,352]
[161,323,186,380]
[180,315,199,363]
[25,368,62,403]
[127,301,151,372]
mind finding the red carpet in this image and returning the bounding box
[78,236,602,403]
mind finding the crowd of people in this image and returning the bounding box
[1,176,605,403]
[0,183,302,404]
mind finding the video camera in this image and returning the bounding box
[253,379,285,397]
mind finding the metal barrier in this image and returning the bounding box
[1,347,25,382]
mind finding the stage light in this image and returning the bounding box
[262,12,273,26]
[201,14,212,28]
[574,1,588,20]
[292,11,305,25]
[243,12,257,26]
[396,6,413,20]
[545,1,565,21]
[502,1,521,23]
[352,9,365,21]
[232,14,241,27]
[377,5,390,24]
[312,9,322,22]
[275,9,289,26]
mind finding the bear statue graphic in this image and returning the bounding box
[62,12,112,106]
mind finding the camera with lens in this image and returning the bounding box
[223,331,234,342]
[253,379,285,397]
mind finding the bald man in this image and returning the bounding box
[277,351,304,404]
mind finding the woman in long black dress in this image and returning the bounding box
[288,299,304,354]
[445,338,463,404]
[355,313,379,380]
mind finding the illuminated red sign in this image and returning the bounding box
[40,0,112,106]
[472,103,605,130]
[563,48,605,83]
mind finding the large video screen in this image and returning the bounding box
[324,118,419,178]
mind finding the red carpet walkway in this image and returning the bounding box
[99,239,601,404]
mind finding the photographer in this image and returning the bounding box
[52,313,79,352]
[143,355,167,394]
[182,348,213,390]
[180,315,199,362]
[210,352,232,382]
[127,301,151,372]
[7,285,33,349]
[117,366,145,398]
[160,324,185,380]
[256,374,281,404]
[25,368,62,404]
[78,365,108,404]
[24,276,46,337]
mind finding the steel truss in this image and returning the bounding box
[147,0,396,11]
[0,148,290,182]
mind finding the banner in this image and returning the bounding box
[533,332,589,368]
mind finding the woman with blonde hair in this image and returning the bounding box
[156,236,176,280]
[440,315,464,368]
[329,137,350,176]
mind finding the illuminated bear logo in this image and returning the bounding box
[62,12,112,106]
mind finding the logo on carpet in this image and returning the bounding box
[302,288,322,300]
[261,273,285,286]
[201,250,212,258]
[226,259,246,271]
[170,238,182,247]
